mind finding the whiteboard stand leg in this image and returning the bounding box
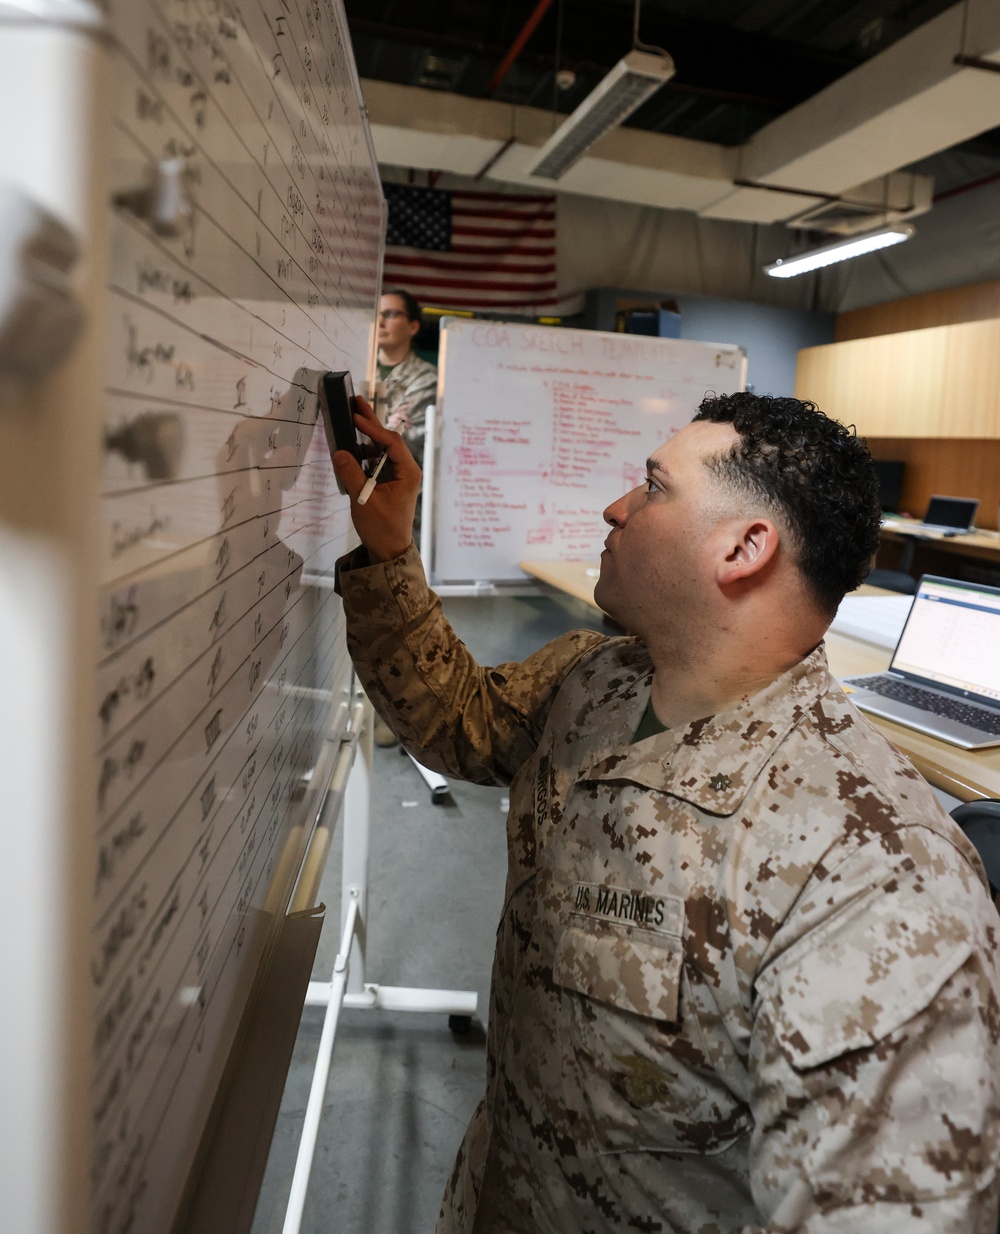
[287,698,477,1233]
[406,751,450,802]
[302,705,470,1013]
[341,697,373,996]
[419,402,436,575]
[304,696,473,1014]
[412,405,451,802]
[282,896,359,1234]
[333,715,472,1005]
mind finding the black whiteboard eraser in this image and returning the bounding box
[318,371,360,493]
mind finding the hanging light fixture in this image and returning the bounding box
[527,0,674,180]
[764,225,915,278]
[527,49,675,179]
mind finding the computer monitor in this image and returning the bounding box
[872,459,904,513]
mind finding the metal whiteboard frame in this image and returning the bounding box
[279,694,477,1234]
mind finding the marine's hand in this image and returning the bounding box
[332,394,421,562]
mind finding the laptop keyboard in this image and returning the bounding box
[851,676,1000,735]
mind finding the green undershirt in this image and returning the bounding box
[632,698,668,743]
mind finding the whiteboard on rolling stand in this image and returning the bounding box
[429,319,747,586]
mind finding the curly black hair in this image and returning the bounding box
[693,392,881,614]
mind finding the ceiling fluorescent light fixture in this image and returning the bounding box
[528,49,675,180]
[765,225,914,278]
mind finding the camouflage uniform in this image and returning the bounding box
[380,349,438,471]
[338,542,1000,1234]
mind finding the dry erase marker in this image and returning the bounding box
[357,450,388,504]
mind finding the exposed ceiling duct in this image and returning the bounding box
[361,0,1000,230]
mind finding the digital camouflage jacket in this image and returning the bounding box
[379,349,438,470]
[338,542,1000,1234]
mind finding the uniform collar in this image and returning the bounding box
[381,350,418,381]
[583,644,831,816]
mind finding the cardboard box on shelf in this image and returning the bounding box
[614,299,681,338]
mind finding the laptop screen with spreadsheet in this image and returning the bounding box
[891,577,1000,704]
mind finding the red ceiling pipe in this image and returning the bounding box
[485,0,556,97]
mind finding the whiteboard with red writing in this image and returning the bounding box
[431,319,747,584]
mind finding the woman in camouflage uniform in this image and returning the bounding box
[377,288,437,472]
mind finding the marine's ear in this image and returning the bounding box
[715,518,779,585]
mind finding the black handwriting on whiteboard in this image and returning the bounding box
[200,775,216,823]
[209,590,227,639]
[94,812,146,899]
[91,883,149,987]
[204,708,223,752]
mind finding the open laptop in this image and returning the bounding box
[920,495,979,534]
[842,575,1000,749]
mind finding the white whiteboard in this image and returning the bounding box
[91,4,379,1234]
[432,319,747,583]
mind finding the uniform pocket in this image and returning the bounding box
[552,887,750,1155]
[755,881,973,1070]
[554,894,684,1020]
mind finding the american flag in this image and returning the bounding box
[382,183,558,311]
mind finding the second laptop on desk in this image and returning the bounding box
[882,494,981,535]
[842,575,1000,749]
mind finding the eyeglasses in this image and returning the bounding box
[378,309,408,320]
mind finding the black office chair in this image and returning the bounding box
[951,799,1000,902]
[866,568,917,594]
[950,800,1000,1234]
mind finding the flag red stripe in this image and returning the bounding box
[453,206,557,223]
[386,244,555,262]
[451,243,555,258]
[381,269,559,294]
[452,223,557,241]
[421,293,561,308]
[383,253,556,274]
[450,191,554,206]
[383,274,559,295]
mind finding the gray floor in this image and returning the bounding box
[251,589,608,1234]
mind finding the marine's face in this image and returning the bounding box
[594,420,740,637]
[377,294,419,352]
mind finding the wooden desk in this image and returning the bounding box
[878,519,1000,582]
[520,560,1000,803]
[519,558,604,608]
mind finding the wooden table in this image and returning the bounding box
[878,518,1000,582]
[518,558,605,607]
[520,559,1000,803]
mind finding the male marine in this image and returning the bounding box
[333,391,1000,1233]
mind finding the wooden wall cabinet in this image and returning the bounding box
[940,318,1000,438]
[820,277,1000,529]
[796,318,1000,439]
